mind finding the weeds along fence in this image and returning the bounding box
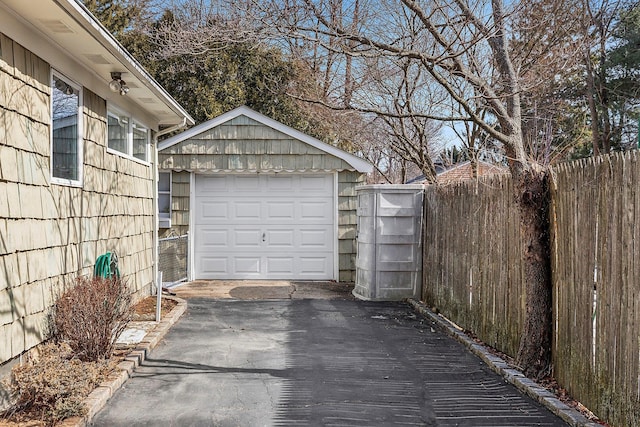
[422,174,524,358]
[158,234,188,285]
[552,151,640,427]
[421,150,640,427]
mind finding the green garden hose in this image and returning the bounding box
[94,252,120,279]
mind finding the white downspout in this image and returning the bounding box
[152,118,187,296]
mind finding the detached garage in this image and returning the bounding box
[158,106,372,282]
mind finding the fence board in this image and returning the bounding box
[422,174,523,357]
[422,151,640,426]
[552,151,640,426]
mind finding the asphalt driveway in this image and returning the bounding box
[91,291,567,426]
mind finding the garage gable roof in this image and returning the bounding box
[158,106,373,173]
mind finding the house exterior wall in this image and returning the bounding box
[0,33,154,364]
[158,115,365,282]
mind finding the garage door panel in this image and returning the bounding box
[267,202,295,219]
[235,202,261,219]
[300,229,331,248]
[198,176,229,193]
[266,175,294,191]
[300,201,332,220]
[266,257,294,274]
[199,257,229,275]
[234,175,261,191]
[200,229,228,247]
[201,202,227,220]
[267,230,295,247]
[300,175,332,191]
[235,257,261,274]
[194,173,335,279]
[235,229,262,247]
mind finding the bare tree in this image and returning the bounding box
[257,0,562,377]
[146,0,268,57]
[579,0,626,155]
[143,0,558,373]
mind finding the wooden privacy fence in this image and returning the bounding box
[552,151,640,427]
[421,150,640,427]
[422,174,524,357]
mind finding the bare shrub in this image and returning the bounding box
[50,276,131,362]
[1,343,110,426]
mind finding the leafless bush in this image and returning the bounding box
[50,277,132,362]
[1,343,110,426]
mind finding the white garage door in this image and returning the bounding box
[194,174,335,280]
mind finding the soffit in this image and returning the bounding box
[0,0,193,128]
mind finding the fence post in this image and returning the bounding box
[186,231,190,282]
[156,271,162,322]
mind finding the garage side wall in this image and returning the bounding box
[158,171,190,238]
[338,171,364,282]
[158,115,365,282]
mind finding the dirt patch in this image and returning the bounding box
[172,280,356,300]
[131,296,178,321]
[1,296,180,426]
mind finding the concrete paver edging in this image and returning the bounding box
[407,298,601,427]
[58,296,187,427]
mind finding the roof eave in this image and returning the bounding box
[58,0,194,127]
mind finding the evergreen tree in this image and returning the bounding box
[83,1,328,139]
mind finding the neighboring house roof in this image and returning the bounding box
[437,160,509,183]
[0,0,194,128]
[405,162,448,184]
[405,160,508,184]
[158,106,374,173]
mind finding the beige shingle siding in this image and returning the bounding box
[0,33,154,364]
[159,117,352,172]
[159,171,190,238]
[159,117,365,282]
[338,171,363,282]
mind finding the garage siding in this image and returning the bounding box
[158,115,365,282]
[337,171,364,282]
[159,171,190,238]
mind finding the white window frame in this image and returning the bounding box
[132,120,150,162]
[158,171,172,228]
[106,105,151,164]
[50,70,83,186]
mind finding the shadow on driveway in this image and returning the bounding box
[91,295,567,426]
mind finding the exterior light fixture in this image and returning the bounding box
[54,78,74,95]
[109,72,130,96]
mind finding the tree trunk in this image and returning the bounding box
[514,166,552,379]
[584,51,601,156]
